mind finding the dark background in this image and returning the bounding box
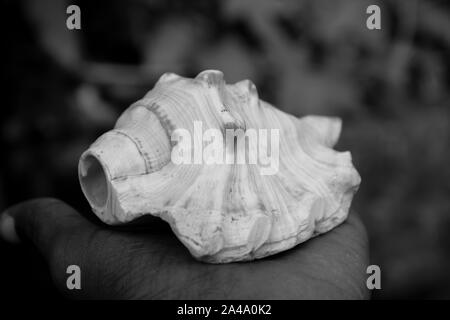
[2,0,449,299]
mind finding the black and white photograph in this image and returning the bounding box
[1,0,449,306]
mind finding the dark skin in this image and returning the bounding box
[0,198,370,299]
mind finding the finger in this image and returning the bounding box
[0,198,96,260]
[0,211,20,243]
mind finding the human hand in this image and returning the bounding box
[0,198,369,299]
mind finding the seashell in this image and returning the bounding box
[78,70,361,263]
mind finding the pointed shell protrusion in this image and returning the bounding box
[79,70,361,263]
[196,69,226,88]
[157,72,182,84]
[196,70,246,131]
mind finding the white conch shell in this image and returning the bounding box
[78,70,361,263]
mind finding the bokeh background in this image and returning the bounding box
[2,0,449,299]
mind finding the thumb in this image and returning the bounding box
[0,198,96,260]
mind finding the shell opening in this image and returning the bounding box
[79,154,109,209]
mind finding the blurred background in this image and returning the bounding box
[2,0,449,299]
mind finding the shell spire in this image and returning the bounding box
[196,70,246,130]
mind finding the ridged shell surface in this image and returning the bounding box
[79,70,361,263]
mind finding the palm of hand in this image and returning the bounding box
[2,199,369,299]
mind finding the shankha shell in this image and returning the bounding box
[78,70,361,263]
